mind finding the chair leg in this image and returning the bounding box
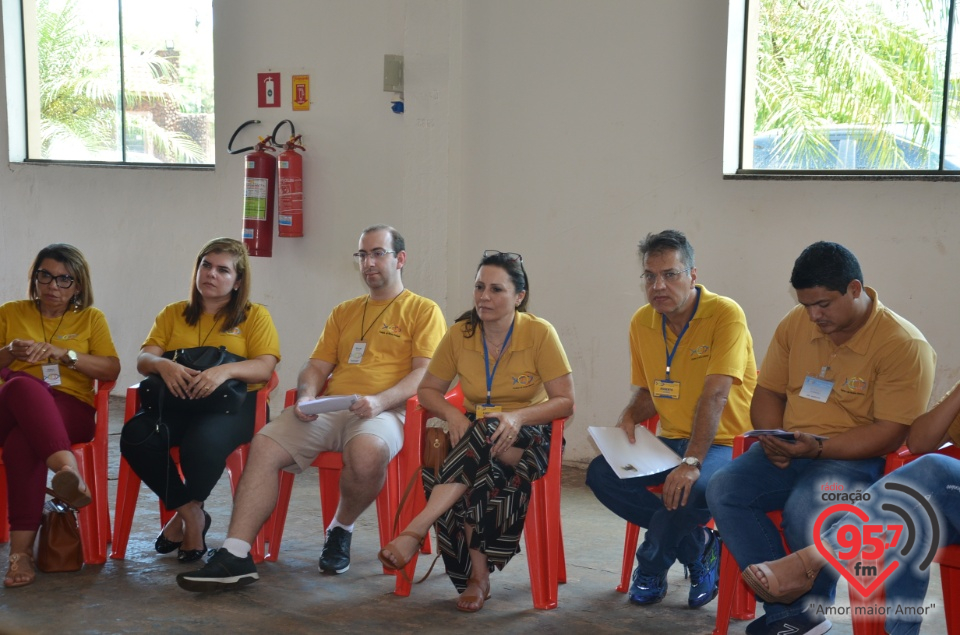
[941,559,960,635]
[110,456,143,560]
[617,523,641,593]
[72,446,104,565]
[264,470,296,562]
[713,541,754,635]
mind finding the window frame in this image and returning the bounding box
[2,0,214,168]
[723,0,960,180]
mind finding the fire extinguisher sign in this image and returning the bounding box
[258,72,281,108]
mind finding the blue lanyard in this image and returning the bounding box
[661,287,701,380]
[482,317,516,405]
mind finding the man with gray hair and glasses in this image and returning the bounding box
[178,224,446,591]
[586,229,757,609]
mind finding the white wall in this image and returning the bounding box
[1,0,957,466]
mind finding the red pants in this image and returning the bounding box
[0,376,94,531]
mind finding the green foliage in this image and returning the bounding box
[753,0,960,169]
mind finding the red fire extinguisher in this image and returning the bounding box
[241,137,277,257]
[277,134,305,238]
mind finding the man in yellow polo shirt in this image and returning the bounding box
[178,225,446,592]
[707,241,936,635]
[586,229,757,609]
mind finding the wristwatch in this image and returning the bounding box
[64,350,79,369]
[681,456,702,470]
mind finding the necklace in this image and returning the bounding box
[199,314,221,346]
[37,303,67,362]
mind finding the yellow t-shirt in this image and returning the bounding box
[311,290,446,396]
[143,301,281,391]
[759,287,936,437]
[428,311,572,413]
[934,381,960,446]
[0,299,119,406]
[631,285,756,445]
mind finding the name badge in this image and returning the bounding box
[348,341,366,364]
[800,375,833,403]
[42,364,62,386]
[653,379,680,399]
[475,404,502,419]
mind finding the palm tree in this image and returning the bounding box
[36,0,205,163]
[748,0,960,169]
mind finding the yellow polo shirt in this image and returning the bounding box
[631,285,756,445]
[759,287,936,437]
[936,381,960,446]
[428,311,572,413]
[143,301,281,391]
[312,289,446,396]
[0,300,119,407]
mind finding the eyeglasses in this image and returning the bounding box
[35,269,75,289]
[482,250,523,263]
[353,249,396,262]
[641,268,691,285]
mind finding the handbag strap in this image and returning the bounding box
[394,464,444,585]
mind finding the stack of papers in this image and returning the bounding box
[298,395,358,415]
[587,425,681,479]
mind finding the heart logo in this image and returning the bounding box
[812,503,899,598]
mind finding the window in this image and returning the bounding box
[724,0,960,175]
[4,0,213,164]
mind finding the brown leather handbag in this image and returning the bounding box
[36,493,83,573]
[422,426,450,478]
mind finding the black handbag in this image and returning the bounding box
[139,346,248,415]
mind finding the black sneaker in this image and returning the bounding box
[176,548,259,592]
[318,527,351,574]
[745,609,832,635]
[687,528,721,608]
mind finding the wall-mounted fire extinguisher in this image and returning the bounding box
[228,120,276,257]
[274,120,305,238]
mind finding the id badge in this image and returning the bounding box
[653,379,680,400]
[348,341,366,364]
[800,375,833,403]
[475,404,502,419]
[42,363,62,386]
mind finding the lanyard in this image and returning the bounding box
[38,304,67,362]
[199,314,221,346]
[482,317,516,405]
[359,290,404,341]
[661,287,701,380]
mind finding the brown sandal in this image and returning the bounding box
[377,531,426,583]
[4,553,37,588]
[742,548,822,604]
[51,466,92,509]
[456,577,492,613]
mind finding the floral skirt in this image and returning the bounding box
[421,415,552,592]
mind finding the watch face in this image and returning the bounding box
[67,350,78,363]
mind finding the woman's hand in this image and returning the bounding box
[185,364,233,399]
[7,339,61,364]
[489,411,523,456]
[156,358,200,399]
[447,412,474,446]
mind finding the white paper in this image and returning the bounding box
[587,425,681,479]
[298,395,358,415]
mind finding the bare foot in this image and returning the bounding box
[159,512,185,543]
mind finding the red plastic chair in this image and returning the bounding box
[110,372,278,561]
[0,380,115,565]
[615,415,755,617]
[712,434,890,635]
[392,391,568,610]
[262,386,451,566]
[883,442,960,635]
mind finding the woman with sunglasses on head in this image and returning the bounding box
[120,238,280,564]
[378,250,574,612]
[1,244,120,588]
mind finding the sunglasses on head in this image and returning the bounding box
[482,250,523,263]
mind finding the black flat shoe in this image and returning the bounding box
[178,511,212,563]
[155,532,182,555]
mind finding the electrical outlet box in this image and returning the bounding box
[383,54,404,93]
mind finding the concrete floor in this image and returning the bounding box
[0,397,948,634]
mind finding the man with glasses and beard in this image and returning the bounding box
[586,229,757,610]
[177,224,446,591]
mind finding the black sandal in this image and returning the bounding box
[178,511,212,563]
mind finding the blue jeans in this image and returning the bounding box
[586,437,732,574]
[705,442,886,623]
[821,454,960,635]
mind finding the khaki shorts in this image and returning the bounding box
[258,405,405,473]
